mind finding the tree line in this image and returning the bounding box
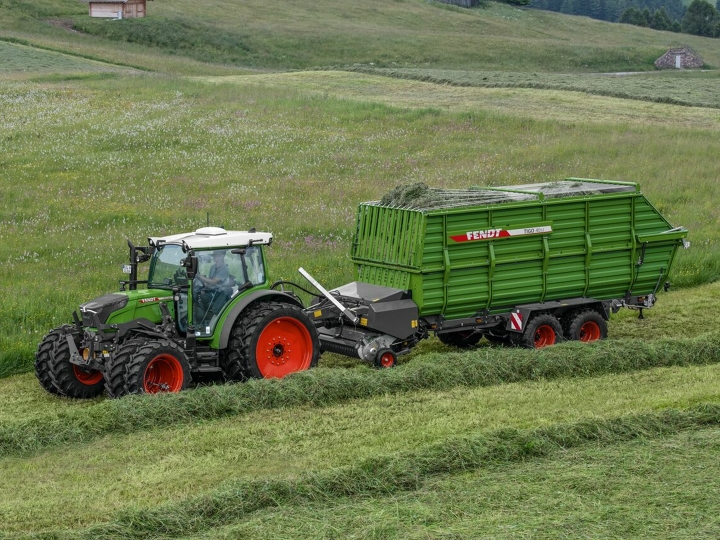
[529,0,720,38]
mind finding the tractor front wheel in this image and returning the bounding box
[104,338,144,398]
[124,339,191,395]
[228,302,319,379]
[34,325,72,395]
[43,329,105,399]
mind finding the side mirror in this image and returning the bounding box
[181,256,198,279]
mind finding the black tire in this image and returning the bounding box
[34,325,73,395]
[227,302,320,380]
[219,347,248,383]
[374,348,397,369]
[124,339,191,395]
[46,329,105,399]
[511,313,562,349]
[563,310,608,342]
[104,339,144,398]
[437,330,482,348]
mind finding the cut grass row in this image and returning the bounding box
[2,328,720,460]
[107,424,720,540]
[12,403,720,539]
[348,67,720,109]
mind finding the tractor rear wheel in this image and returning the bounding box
[437,330,482,348]
[46,330,105,399]
[512,313,562,349]
[104,338,144,398]
[124,339,191,395]
[228,302,319,379]
[34,325,72,395]
[564,310,607,343]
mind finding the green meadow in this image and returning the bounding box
[2,0,720,537]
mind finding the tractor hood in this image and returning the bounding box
[80,293,129,326]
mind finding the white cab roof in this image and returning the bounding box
[150,227,272,250]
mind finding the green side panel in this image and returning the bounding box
[357,265,412,291]
[353,205,424,268]
[546,202,587,256]
[589,197,633,250]
[631,195,682,295]
[587,251,633,298]
[546,256,586,299]
[420,216,445,271]
[490,261,545,310]
[412,272,444,316]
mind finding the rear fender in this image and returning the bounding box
[217,290,304,349]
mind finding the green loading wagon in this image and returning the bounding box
[310,178,688,360]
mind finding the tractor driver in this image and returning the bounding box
[196,250,229,289]
[194,250,231,326]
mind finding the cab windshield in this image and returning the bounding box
[148,244,188,289]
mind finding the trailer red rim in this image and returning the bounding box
[143,354,185,393]
[534,325,556,348]
[378,351,395,368]
[579,321,601,342]
[256,316,313,378]
[72,365,104,386]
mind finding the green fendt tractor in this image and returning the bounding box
[35,227,319,398]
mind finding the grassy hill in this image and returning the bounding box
[2,1,720,538]
[3,0,720,72]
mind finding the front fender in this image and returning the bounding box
[217,290,304,349]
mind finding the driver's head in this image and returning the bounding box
[212,251,226,264]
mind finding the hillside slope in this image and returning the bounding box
[2,0,720,73]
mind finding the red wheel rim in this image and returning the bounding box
[143,354,185,393]
[579,321,601,342]
[534,325,556,348]
[256,317,313,378]
[72,365,103,386]
[379,352,395,368]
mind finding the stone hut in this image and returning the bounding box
[654,48,704,69]
[435,0,479,6]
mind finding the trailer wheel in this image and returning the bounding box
[564,310,607,343]
[104,338,143,398]
[438,330,482,348]
[228,302,319,379]
[46,331,105,399]
[34,325,72,395]
[513,314,562,349]
[124,339,191,395]
[374,349,397,369]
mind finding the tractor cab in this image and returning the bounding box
[148,227,271,338]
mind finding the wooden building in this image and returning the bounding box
[654,48,704,69]
[86,0,150,19]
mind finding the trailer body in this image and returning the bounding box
[352,179,686,320]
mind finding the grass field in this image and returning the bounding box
[2,0,720,537]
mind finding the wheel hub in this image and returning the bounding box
[265,335,292,366]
